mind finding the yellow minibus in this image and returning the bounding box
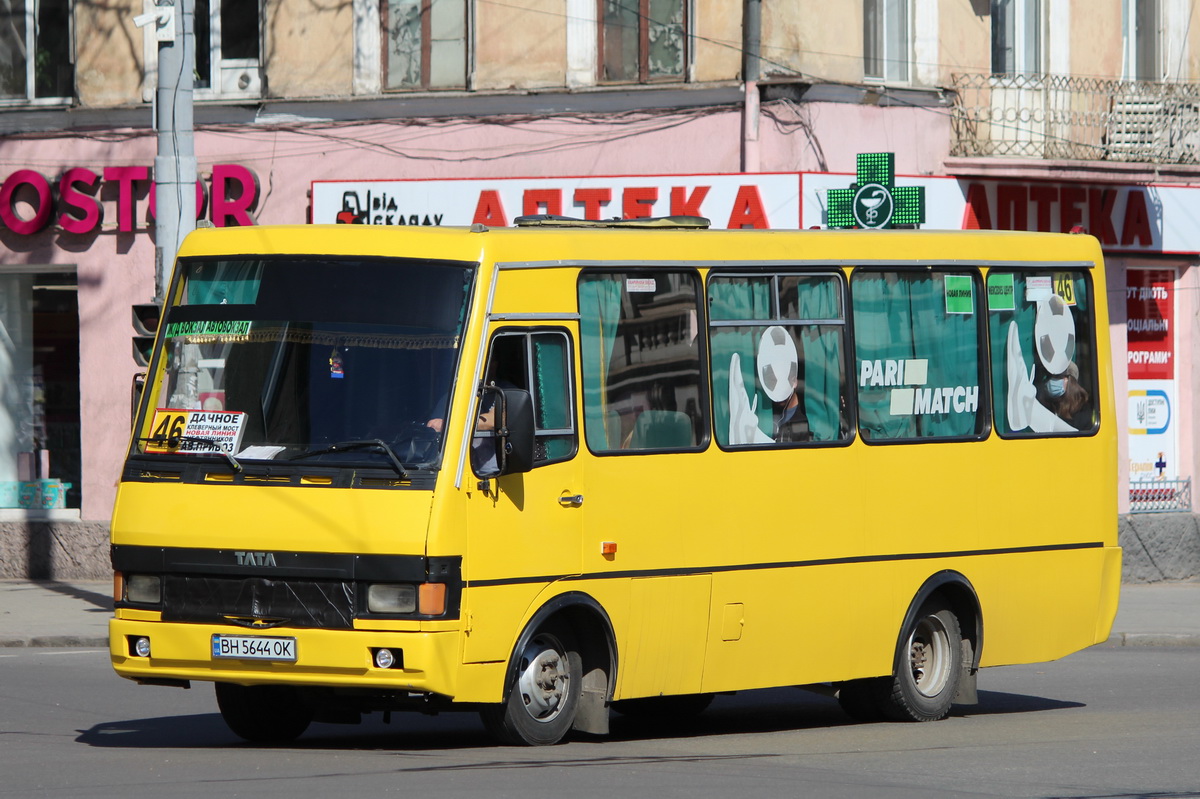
[110,218,1120,745]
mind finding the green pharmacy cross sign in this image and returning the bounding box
[826,152,925,229]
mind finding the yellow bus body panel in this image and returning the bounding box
[113,224,1120,712]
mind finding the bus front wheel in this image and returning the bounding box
[214,682,314,743]
[481,626,582,746]
[883,604,963,722]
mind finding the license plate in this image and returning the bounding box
[211,634,297,662]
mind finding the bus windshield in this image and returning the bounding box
[140,256,475,468]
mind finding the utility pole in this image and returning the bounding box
[139,0,197,303]
[741,0,761,173]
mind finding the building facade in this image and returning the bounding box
[1,0,1197,578]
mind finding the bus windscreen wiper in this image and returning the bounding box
[287,439,409,479]
[138,435,243,473]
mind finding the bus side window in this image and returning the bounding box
[472,329,577,476]
[851,270,985,442]
[708,272,849,448]
[986,270,1098,436]
[578,271,707,453]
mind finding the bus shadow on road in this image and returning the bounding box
[963,689,1085,716]
[74,687,1084,751]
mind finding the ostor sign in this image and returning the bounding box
[0,164,259,234]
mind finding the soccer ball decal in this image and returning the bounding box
[1034,295,1076,376]
[756,325,798,403]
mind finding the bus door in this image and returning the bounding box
[461,326,583,664]
[576,269,712,700]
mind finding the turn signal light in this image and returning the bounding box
[418,583,446,616]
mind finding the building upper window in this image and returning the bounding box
[383,0,467,90]
[0,0,72,103]
[991,0,1041,75]
[194,0,262,97]
[1125,0,1159,80]
[599,0,686,83]
[863,0,909,83]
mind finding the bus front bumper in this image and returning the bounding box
[109,617,465,698]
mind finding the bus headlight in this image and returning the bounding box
[367,583,416,614]
[125,574,162,604]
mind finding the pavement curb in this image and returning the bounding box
[1,636,109,648]
[1105,633,1200,647]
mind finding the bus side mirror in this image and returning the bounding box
[131,372,146,428]
[491,386,535,476]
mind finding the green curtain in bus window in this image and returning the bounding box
[796,278,844,441]
[186,260,264,305]
[533,334,572,460]
[989,272,1093,436]
[578,276,623,450]
[908,274,981,437]
[851,272,918,439]
[708,278,772,446]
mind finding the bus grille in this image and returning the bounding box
[162,575,355,629]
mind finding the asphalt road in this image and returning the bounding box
[1,643,1197,799]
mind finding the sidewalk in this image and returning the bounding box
[0,578,1197,649]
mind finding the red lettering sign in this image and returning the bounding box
[670,186,710,217]
[622,187,657,218]
[103,166,149,232]
[0,170,53,234]
[1029,185,1057,231]
[1127,269,1174,380]
[211,164,258,226]
[473,190,507,226]
[962,181,1159,250]
[0,164,259,236]
[58,168,102,234]
[1121,191,1153,247]
[727,185,767,229]
[574,188,612,220]
[523,189,562,217]
[961,183,990,229]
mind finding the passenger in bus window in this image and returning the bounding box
[756,326,809,443]
[1005,294,1088,434]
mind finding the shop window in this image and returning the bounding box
[383,0,467,90]
[864,0,909,83]
[0,272,80,511]
[194,0,263,97]
[991,0,1041,75]
[578,271,706,453]
[851,270,985,441]
[0,0,73,103]
[708,273,850,447]
[987,270,1097,436]
[599,0,686,83]
[472,330,576,476]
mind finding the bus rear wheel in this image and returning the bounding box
[882,604,963,722]
[214,682,314,743]
[481,626,582,746]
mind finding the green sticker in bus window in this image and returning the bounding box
[944,275,974,315]
[165,320,252,338]
[986,273,1015,312]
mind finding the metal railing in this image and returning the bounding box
[1129,477,1193,514]
[950,72,1200,165]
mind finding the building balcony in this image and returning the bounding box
[950,72,1200,167]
